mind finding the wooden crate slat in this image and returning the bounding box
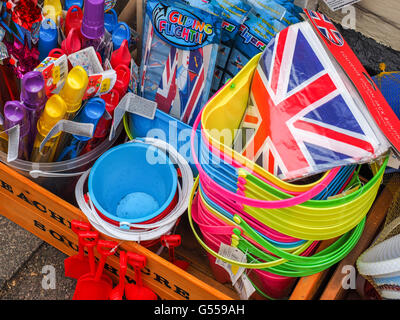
[0,162,235,300]
[319,185,394,300]
[288,238,337,300]
[318,0,400,51]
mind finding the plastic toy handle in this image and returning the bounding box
[127,252,146,287]
[161,235,181,263]
[79,230,99,274]
[71,220,91,235]
[160,235,181,248]
[96,239,118,257]
[79,231,99,248]
[71,220,91,258]
[127,252,146,269]
[95,240,118,280]
[117,251,127,297]
[119,250,128,274]
[66,5,83,20]
[48,48,66,59]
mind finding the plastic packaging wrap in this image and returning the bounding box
[139,0,222,126]
[235,21,390,181]
[211,2,298,94]
[209,0,251,94]
[273,0,303,17]
[224,11,287,87]
[246,0,301,26]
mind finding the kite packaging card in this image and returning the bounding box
[273,0,303,17]
[235,12,391,181]
[218,11,286,90]
[210,0,251,93]
[246,0,301,27]
[140,0,223,126]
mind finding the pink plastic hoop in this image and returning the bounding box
[201,133,304,196]
[191,107,341,209]
[199,179,301,243]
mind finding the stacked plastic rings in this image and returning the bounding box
[75,137,194,244]
[187,53,388,299]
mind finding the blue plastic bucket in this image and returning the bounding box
[88,143,178,224]
[128,109,201,175]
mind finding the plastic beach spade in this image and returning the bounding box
[125,252,157,300]
[109,251,127,300]
[161,235,190,271]
[73,239,117,300]
[64,220,93,279]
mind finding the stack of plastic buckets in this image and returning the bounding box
[187,53,388,300]
[75,138,193,246]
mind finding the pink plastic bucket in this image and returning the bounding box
[192,193,318,299]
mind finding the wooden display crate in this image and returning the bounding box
[0,158,393,300]
[0,0,394,301]
[0,161,239,300]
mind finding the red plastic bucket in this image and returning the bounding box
[84,189,179,247]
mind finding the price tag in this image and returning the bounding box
[215,243,247,285]
[234,273,256,300]
[35,55,68,96]
[388,151,400,170]
[39,120,94,153]
[109,92,157,140]
[323,0,362,11]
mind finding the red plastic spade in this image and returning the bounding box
[161,235,190,271]
[125,253,157,300]
[64,220,92,279]
[80,235,113,285]
[109,251,127,300]
[73,239,117,300]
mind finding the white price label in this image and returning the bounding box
[388,151,400,169]
[215,243,247,285]
[234,273,256,300]
[323,0,361,11]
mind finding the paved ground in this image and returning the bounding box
[0,22,399,300]
[0,216,76,300]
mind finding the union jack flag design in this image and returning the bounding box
[155,46,179,113]
[239,22,382,180]
[179,48,206,126]
[307,10,344,46]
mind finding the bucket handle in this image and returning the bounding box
[74,138,194,241]
[75,169,178,241]
[189,106,341,209]
[188,176,366,270]
[29,170,86,178]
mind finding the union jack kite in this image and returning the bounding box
[155,46,179,113]
[239,22,385,180]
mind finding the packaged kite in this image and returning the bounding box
[246,0,301,26]
[214,10,286,91]
[234,19,390,181]
[273,0,303,17]
[140,0,223,126]
[210,0,251,93]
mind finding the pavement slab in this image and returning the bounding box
[0,216,43,289]
[0,243,76,300]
